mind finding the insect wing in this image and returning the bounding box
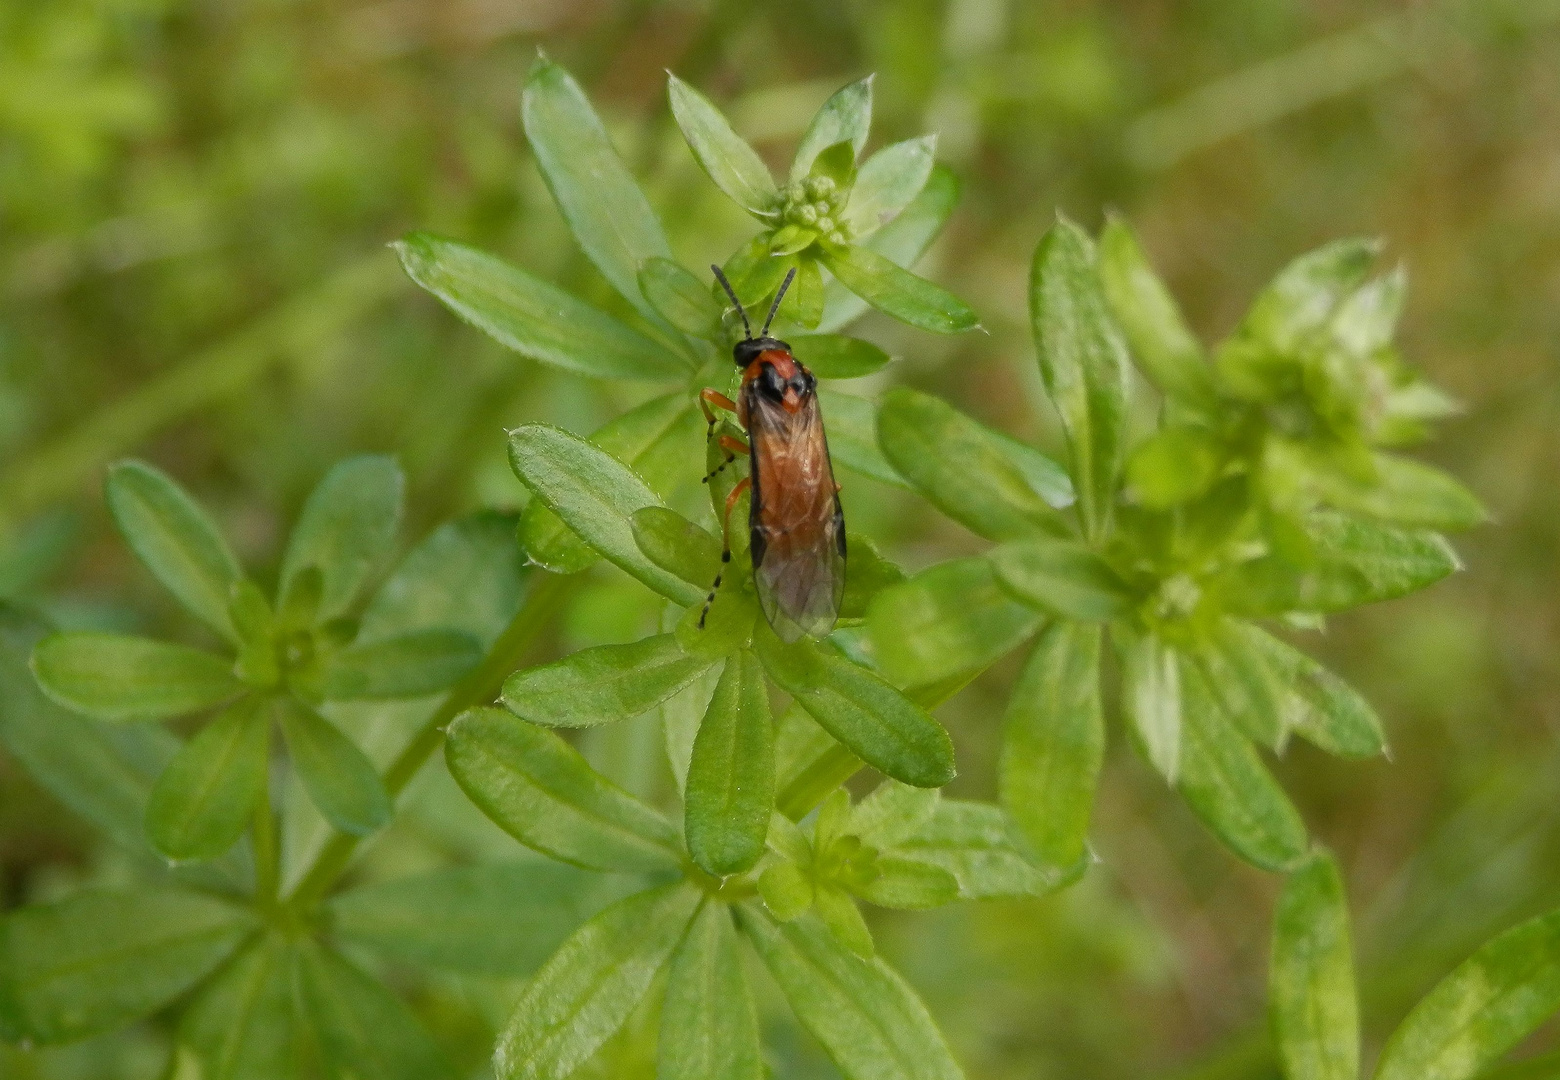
[744,381,845,642]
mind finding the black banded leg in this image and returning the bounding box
[699,476,751,629]
[700,434,749,485]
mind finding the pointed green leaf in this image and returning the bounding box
[502,633,716,729]
[1030,215,1131,540]
[279,455,404,621]
[1315,452,1487,532]
[1375,907,1560,1080]
[838,532,906,620]
[445,706,682,872]
[1001,623,1104,869]
[145,695,269,860]
[738,903,963,1080]
[816,885,875,958]
[791,76,874,181]
[1244,626,1385,758]
[1097,216,1216,407]
[878,387,1062,541]
[892,799,1073,900]
[0,888,254,1044]
[31,633,241,722]
[852,856,959,911]
[1178,658,1308,871]
[816,388,907,487]
[823,243,978,334]
[686,652,774,876]
[792,334,891,379]
[294,942,454,1080]
[756,630,955,789]
[789,257,825,328]
[1271,850,1359,1080]
[105,461,243,643]
[658,902,764,1080]
[180,936,305,1080]
[809,140,858,190]
[844,135,937,238]
[867,558,1042,689]
[329,860,621,977]
[495,884,702,1080]
[849,781,939,849]
[990,538,1134,621]
[759,861,815,921]
[277,698,391,836]
[1116,626,1182,781]
[1192,620,1287,750]
[668,73,778,217]
[1126,426,1224,508]
[660,659,722,792]
[523,57,675,324]
[396,233,690,379]
[820,166,959,333]
[639,257,724,338]
[519,394,699,576]
[632,507,721,589]
[319,628,481,701]
[509,423,703,605]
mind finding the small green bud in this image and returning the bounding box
[806,175,836,199]
[797,204,819,225]
[827,230,848,246]
[816,216,835,233]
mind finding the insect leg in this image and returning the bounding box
[699,388,738,439]
[698,476,751,629]
[700,434,750,484]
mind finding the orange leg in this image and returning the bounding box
[701,433,750,484]
[699,388,738,436]
[698,476,751,629]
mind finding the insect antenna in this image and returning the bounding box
[761,267,798,336]
[710,265,751,339]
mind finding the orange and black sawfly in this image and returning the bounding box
[698,265,845,643]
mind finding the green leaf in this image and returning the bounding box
[1190,625,1286,751]
[396,234,690,380]
[816,885,875,958]
[738,903,963,1080]
[320,629,481,701]
[639,257,723,338]
[756,630,955,788]
[773,225,823,260]
[658,903,764,1080]
[1177,659,1308,871]
[0,607,179,859]
[686,652,774,876]
[1001,623,1104,869]
[1241,238,1379,355]
[105,460,243,643]
[1030,215,1131,540]
[809,140,858,190]
[1315,452,1487,532]
[852,856,960,911]
[519,394,699,576]
[849,781,939,848]
[632,507,720,588]
[790,257,826,329]
[867,557,1041,689]
[180,936,305,1080]
[1097,216,1216,407]
[502,633,716,729]
[522,57,675,324]
[1116,626,1182,781]
[509,424,703,606]
[660,658,722,791]
[1271,850,1359,1080]
[145,695,269,860]
[294,942,454,1080]
[990,539,1134,621]
[838,533,905,621]
[329,860,622,977]
[276,698,392,836]
[1126,426,1223,508]
[0,888,254,1044]
[667,73,777,218]
[792,333,892,379]
[445,706,682,872]
[279,455,404,621]
[819,166,959,333]
[986,429,1077,510]
[844,135,937,238]
[1223,512,1460,616]
[1244,627,1386,758]
[893,799,1072,899]
[759,861,815,921]
[494,884,702,1080]
[822,243,978,334]
[791,76,873,181]
[31,633,241,722]
[816,388,907,488]
[878,387,1062,541]
[1374,907,1560,1080]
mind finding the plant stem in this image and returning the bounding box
[284,572,572,910]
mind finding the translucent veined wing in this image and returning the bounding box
[743,376,845,643]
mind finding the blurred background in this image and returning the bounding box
[3,0,1560,1077]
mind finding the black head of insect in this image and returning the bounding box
[712,264,796,368]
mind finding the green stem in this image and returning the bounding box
[284,572,573,911]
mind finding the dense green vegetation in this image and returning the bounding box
[4,2,1560,1078]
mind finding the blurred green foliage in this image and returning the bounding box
[4,0,1560,1078]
